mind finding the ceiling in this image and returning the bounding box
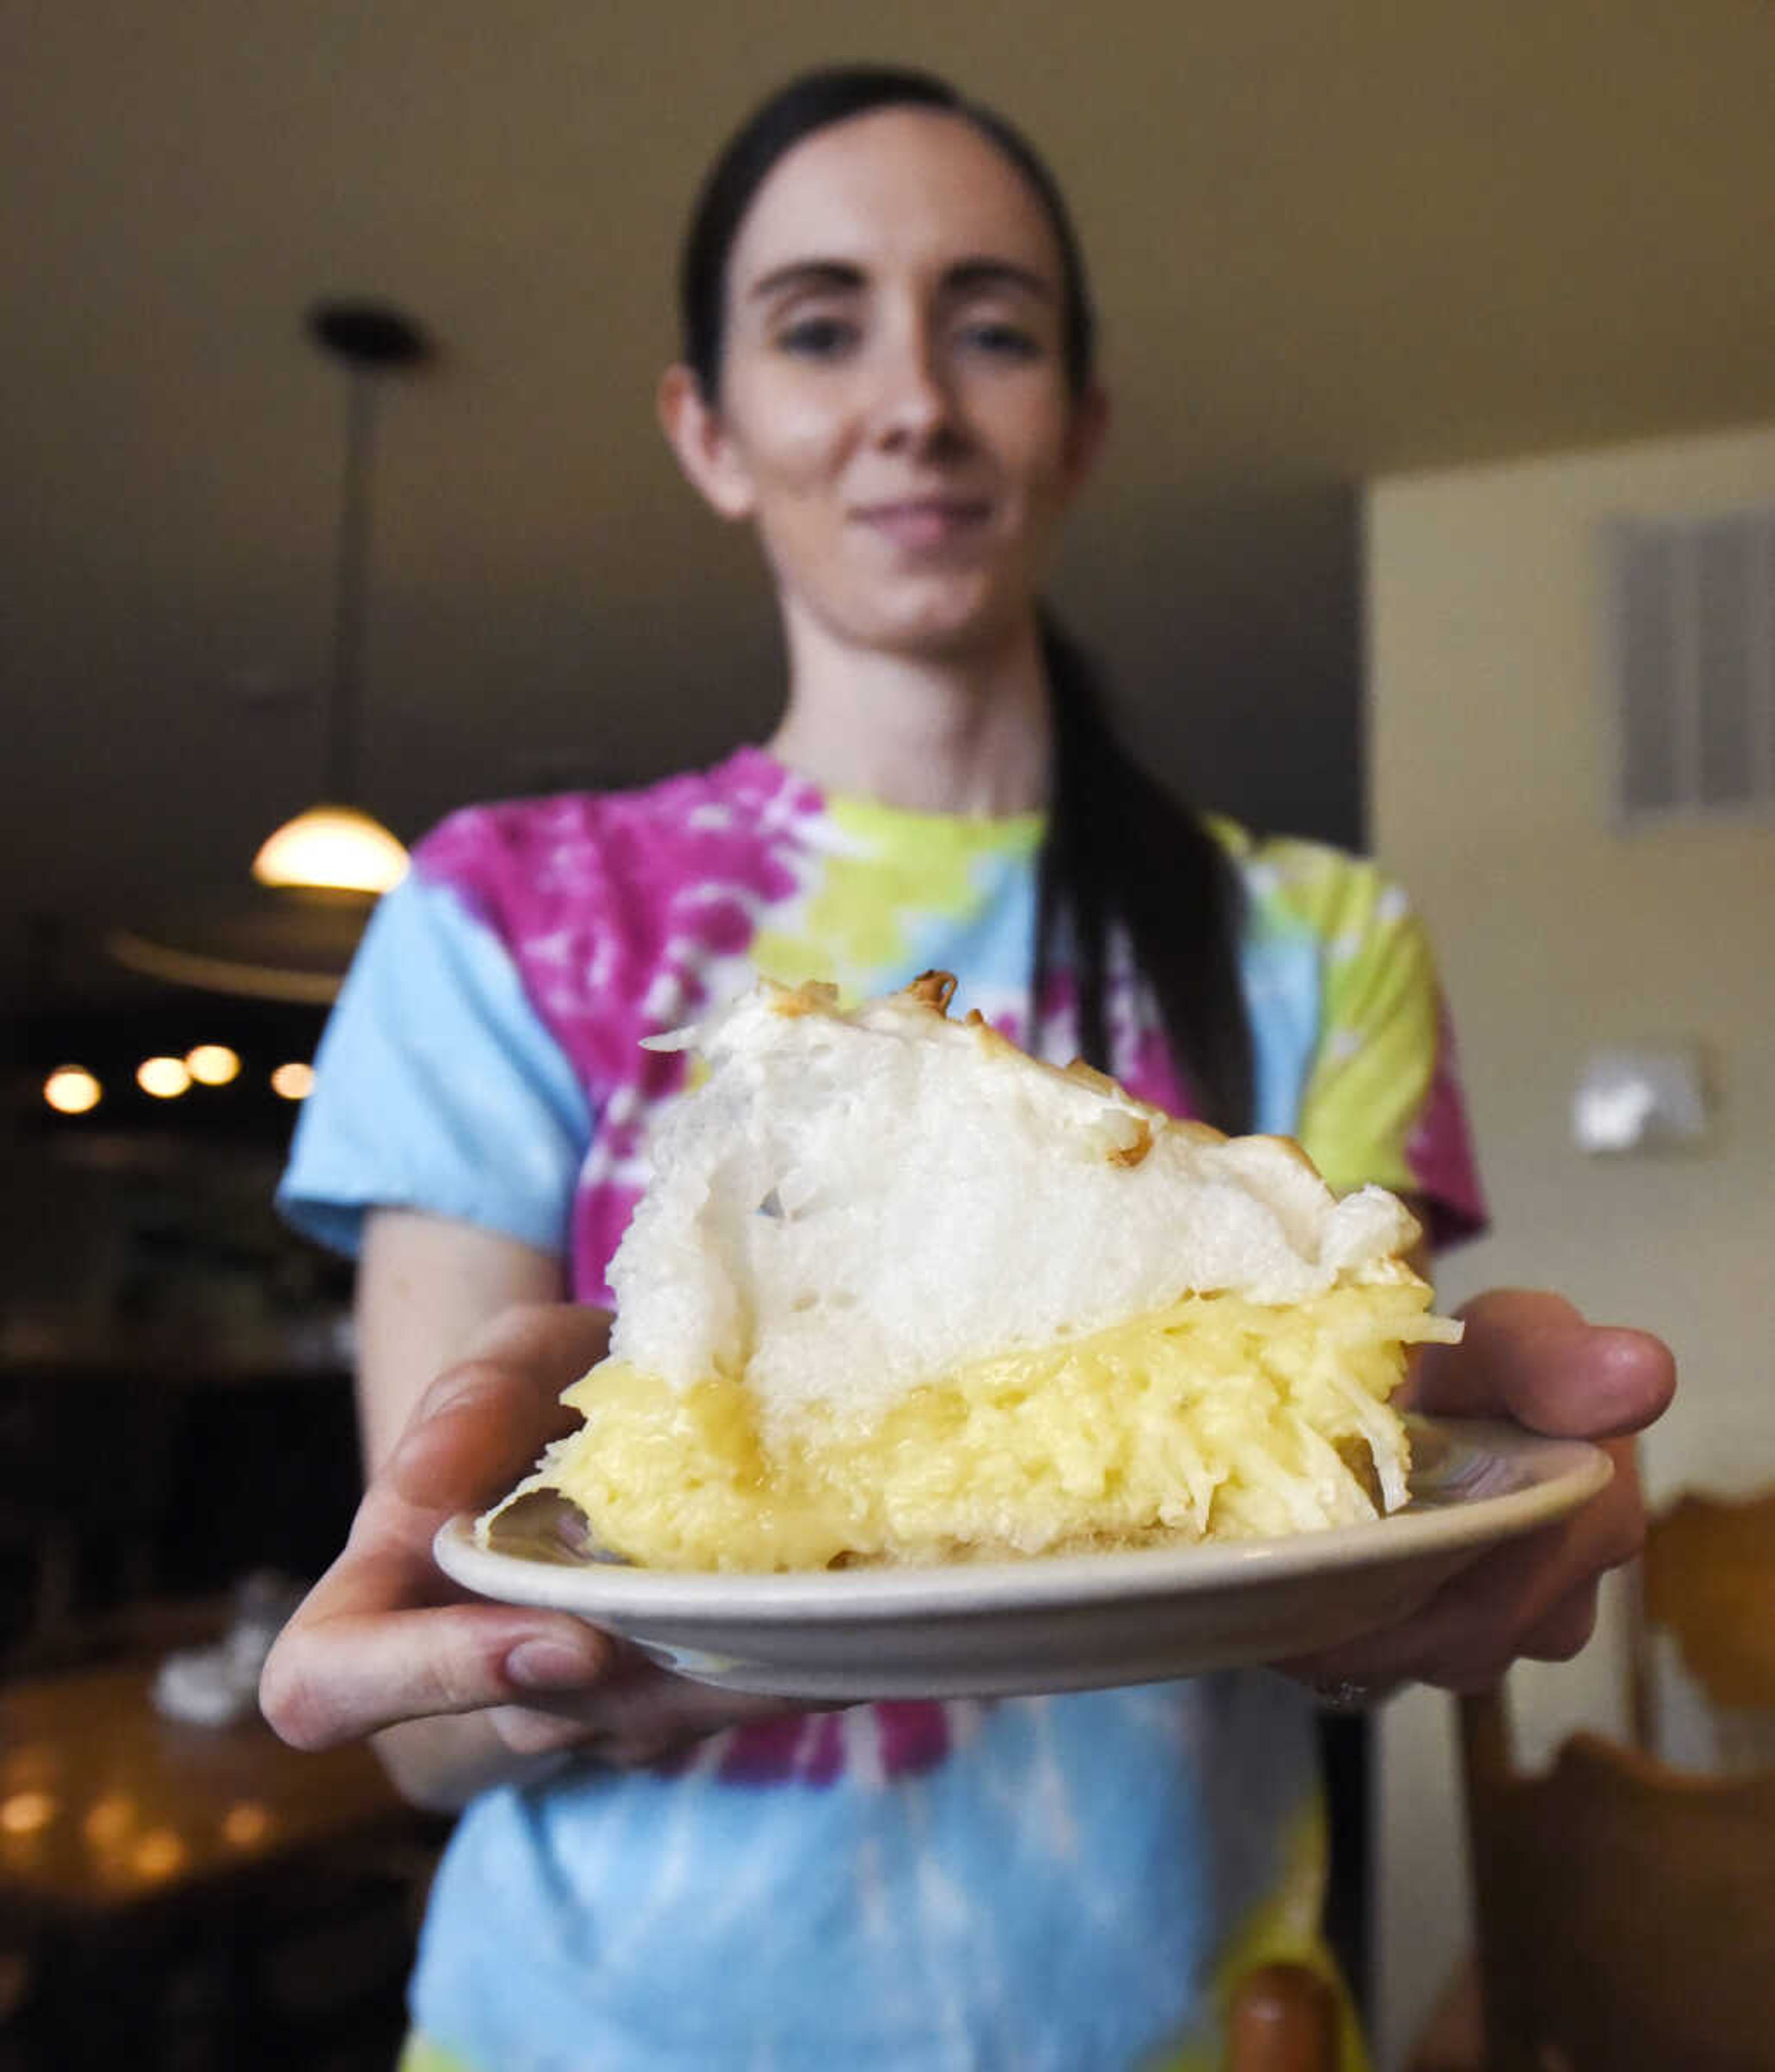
[7,0,1775,1016]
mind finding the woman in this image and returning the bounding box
[264,66,1672,2072]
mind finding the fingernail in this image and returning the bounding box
[506,1637,602,1690]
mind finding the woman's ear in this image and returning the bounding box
[657,365,756,521]
[1062,382,1111,497]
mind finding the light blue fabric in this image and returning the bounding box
[1239,928,1325,1140]
[412,1678,1316,2072]
[905,841,1044,1006]
[278,873,593,1259]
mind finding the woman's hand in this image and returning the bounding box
[259,1301,813,1805]
[1284,1288,1676,1698]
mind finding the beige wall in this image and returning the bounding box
[1364,419,1775,2067]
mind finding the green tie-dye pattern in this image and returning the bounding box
[748,794,1043,996]
[1263,838,1437,1202]
[398,2033,473,2072]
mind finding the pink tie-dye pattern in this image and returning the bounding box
[710,1714,835,1787]
[694,1705,955,1786]
[1406,994,1487,1247]
[1010,960,1195,1120]
[1122,1019,1193,1119]
[415,750,820,1308]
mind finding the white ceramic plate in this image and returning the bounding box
[433,1416,1612,1700]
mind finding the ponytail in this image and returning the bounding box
[1033,619,1255,1136]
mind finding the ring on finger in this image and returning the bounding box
[1307,1675,1394,1714]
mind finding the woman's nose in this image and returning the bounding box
[869,330,962,451]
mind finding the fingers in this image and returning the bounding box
[1515,1581,1600,1664]
[565,1651,809,1744]
[379,1361,581,1526]
[261,1599,613,1751]
[457,1300,614,1391]
[261,1512,814,1758]
[1412,1290,1676,1440]
[364,1299,611,1534]
[260,1307,623,1755]
[484,1648,839,1766]
[1284,1438,1643,1693]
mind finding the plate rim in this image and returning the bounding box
[433,1416,1613,1624]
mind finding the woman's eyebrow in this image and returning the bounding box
[747,260,865,303]
[941,258,1054,301]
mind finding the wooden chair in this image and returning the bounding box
[1459,1686,1775,2071]
[1227,1964,1341,2070]
[1632,1484,1775,1769]
[1446,1484,1775,2072]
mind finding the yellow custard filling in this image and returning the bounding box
[532,1279,1457,1572]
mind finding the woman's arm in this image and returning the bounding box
[355,1208,571,1479]
[262,1211,811,1809]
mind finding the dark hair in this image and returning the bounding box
[679,66,1254,1132]
[1036,623,1253,1133]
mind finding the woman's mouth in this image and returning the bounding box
[851,498,992,553]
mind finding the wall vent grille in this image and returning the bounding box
[1603,505,1775,825]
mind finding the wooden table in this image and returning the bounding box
[0,1660,435,2067]
[1,1663,407,1920]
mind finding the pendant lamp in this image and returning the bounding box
[106,300,429,1003]
[251,300,426,895]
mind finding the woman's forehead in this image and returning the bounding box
[727,105,1065,294]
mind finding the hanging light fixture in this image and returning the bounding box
[107,299,430,1002]
[252,300,426,895]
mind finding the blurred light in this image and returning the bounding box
[43,1066,102,1116]
[0,1791,57,1836]
[137,1056,192,1099]
[221,1801,273,1848]
[83,1795,135,1847]
[270,1062,315,1101]
[185,1043,242,1086]
[132,1827,188,1882]
[252,804,408,895]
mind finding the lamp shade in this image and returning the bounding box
[107,885,379,1004]
[251,803,409,895]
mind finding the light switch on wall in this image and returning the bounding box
[1572,1044,1714,1154]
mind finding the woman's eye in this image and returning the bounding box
[777,316,857,359]
[960,322,1041,361]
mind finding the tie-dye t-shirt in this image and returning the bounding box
[279,745,1485,2072]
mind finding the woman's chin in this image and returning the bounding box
[850,590,1031,663]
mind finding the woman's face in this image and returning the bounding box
[665,106,1105,662]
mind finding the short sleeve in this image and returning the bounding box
[277,870,594,1260]
[1293,866,1488,1251]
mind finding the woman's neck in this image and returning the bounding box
[765,614,1050,816]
